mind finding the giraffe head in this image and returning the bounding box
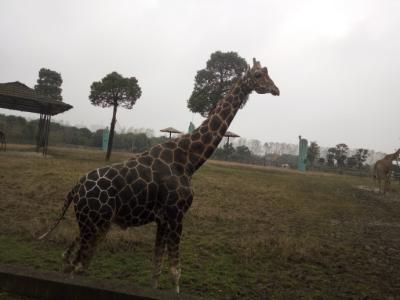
[248,58,280,96]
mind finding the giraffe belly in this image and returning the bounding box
[112,175,159,227]
[113,193,158,228]
[113,212,156,228]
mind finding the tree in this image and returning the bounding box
[306,141,320,168]
[248,139,263,156]
[187,51,248,117]
[131,133,151,153]
[223,142,235,158]
[327,147,336,167]
[236,145,252,157]
[354,148,369,169]
[335,143,349,168]
[346,156,357,168]
[34,68,63,101]
[263,142,272,155]
[89,72,142,161]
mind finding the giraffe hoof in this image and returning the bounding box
[73,263,87,275]
[61,252,70,264]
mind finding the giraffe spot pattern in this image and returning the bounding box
[174,148,187,165]
[150,145,162,157]
[160,149,173,164]
[178,138,190,150]
[209,115,222,131]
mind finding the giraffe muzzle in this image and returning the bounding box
[271,85,280,96]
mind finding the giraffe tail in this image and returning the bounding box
[38,190,74,240]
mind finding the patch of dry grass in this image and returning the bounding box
[1,144,400,299]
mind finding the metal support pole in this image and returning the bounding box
[42,115,47,156]
[42,115,51,156]
[36,114,44,152]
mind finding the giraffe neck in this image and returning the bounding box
[184,76,253,173]
[386,149,400,161]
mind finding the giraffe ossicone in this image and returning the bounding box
[39,58,279,293]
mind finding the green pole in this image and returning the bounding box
[188,122,195,134]
[102,127,109,152]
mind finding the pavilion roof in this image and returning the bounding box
[160,127,182,134]
[0,81,73,116]
[224,131,240,138]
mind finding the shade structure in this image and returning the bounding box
[160,127,182,139]
[0,81,73,155]
[0,82,72,115]
[224,131,240,138]
[224,131,240,146]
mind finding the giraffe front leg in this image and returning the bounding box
[163,181,193,294]
[153,220,168,289]
[166,216,183,294]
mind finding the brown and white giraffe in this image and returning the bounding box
[373,149,400,194]
[39,58,279,293]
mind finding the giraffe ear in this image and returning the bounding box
[252,58,261,68]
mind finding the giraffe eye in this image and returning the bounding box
[254,72,262,79]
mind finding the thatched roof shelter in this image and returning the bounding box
[160,127,182,139]
[0,82,72,115]
[224,130,240,146]
[224,131,240,138]
[0,81,73,155]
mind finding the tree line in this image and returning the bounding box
[305,141,371,170]
[209,137,380,172]
[1,112,381,172]
[0,114,166,153]
[210,141,298,167]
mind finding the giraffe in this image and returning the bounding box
[0,131,6,151]
[373,149,400,194]
[39,58,280,293]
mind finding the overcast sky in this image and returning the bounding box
[0,0,399,153]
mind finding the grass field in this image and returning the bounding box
[1,145,400,299]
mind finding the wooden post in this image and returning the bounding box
[43,115,51,156]
[36,114,51,156]
[36,113,44,152]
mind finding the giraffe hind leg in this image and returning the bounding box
[62,237,79,272]
[152,220,168,289]
[71,221,110,274]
